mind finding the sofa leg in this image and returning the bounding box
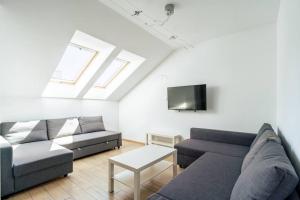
[118,146,120,149]
[64,174,68,177]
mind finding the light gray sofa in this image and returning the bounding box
[0,116,121,197]
[148,124,299,200]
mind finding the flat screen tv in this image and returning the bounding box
[167,84,206,111]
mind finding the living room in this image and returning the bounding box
[0,0,299,199]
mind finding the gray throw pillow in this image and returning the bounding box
[79,116,105,133]
[250,123,274,149]
[241,130,281,171]
[231,141,299,200]
[0,120,48,144]
[47,117,82,139]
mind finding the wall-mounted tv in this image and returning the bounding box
[167,84,207,111]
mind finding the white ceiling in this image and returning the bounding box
[99,0,280,48]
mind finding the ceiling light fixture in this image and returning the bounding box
[160,3,175,26]
[108,0,193,48]
[165,4,175,16]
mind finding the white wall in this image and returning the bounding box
[277,0,300,170]
[119,24,277,142]
[0,97,119,131]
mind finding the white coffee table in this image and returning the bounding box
[108,145,177,200]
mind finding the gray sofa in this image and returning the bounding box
[0,116,122,197]
[148,124,299,200]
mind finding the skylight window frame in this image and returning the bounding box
[94,58,130,89]
[50,43,98,85]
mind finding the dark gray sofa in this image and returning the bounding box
[148,124,299,200]
[0,116,121,197]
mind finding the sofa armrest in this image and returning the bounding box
[0,135,14,196]
[190,128,256,146]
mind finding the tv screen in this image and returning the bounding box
[167,84,206,111]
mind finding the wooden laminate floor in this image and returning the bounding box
[8,141,182,200]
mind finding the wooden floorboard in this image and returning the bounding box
[8,141,182,200]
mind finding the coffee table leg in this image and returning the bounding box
[108,160,114,193]
[173,151,177,177]
[134,171,140,200]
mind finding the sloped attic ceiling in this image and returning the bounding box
[0,0,172,101]
[99,0,280,48]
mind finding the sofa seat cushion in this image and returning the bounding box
[53,131,121,150]
[157,152,243,200]
[12,141,73,177]
[175,139,249,158]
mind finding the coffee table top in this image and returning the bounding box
[109,145,176,171]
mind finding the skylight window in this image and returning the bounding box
[95,58,129,88]
[84,50,145,100]
[42,30,144,100]
[51,43,97,84]
[42,30,115,98]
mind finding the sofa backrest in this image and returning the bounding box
[190,127,256,146]
[0,120,48,145]
[47,117,82,140]
[241,129,281,171]
[231,123,300,199]
[231,140,299,200]
[250,123,274,149]
[79,116,105,133]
